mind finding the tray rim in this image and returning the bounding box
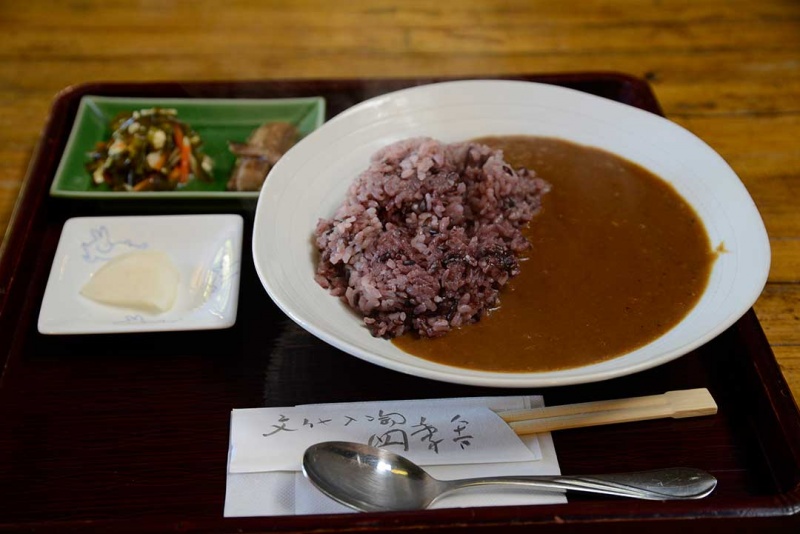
[1,73,799,533]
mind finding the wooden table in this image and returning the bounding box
[4,1,796,398]
[0,2,799,532]
[2,2,798,384]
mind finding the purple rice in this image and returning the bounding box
[314,137,550,338]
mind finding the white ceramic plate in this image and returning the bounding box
[38,214,243,334]
[252,80,770,388]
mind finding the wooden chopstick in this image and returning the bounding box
[497,388,717,436]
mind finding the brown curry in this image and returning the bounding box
[393,136,715,372]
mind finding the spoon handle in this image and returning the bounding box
[439,467,716,501]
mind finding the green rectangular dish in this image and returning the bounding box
[50,95,326,199]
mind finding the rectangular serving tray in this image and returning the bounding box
[0,74,798,533]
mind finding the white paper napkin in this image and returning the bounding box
[224,396,565,516]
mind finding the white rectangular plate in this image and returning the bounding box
[38,214,243,334]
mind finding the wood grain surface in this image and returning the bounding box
[0,0,798,401]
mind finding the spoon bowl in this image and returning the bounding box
[302,441,717,512]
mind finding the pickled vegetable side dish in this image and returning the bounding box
[86,108,213,191]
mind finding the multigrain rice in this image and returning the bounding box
[314,137,550,338]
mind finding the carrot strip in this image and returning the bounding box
[173,126,190,183]
[133,177,156,191]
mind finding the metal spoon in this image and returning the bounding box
[302,441,717,512]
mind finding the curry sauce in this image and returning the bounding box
[393,136,715,372]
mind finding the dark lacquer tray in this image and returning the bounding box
[1,74,799,533]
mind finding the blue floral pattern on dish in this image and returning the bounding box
[81,226,148,263]
[114,315,181,325]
